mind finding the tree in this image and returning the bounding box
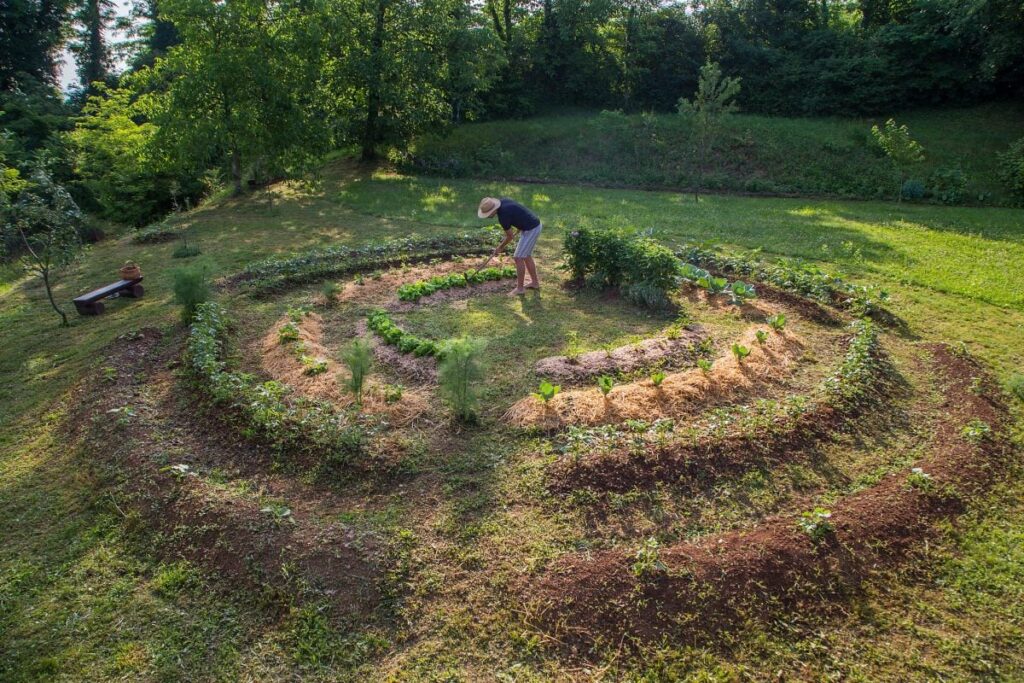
[70,0,116,95]
[2,168,83,327]
[0,0,77,88]
[871,118,924,202]
[677,60,741,201]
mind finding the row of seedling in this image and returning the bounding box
[680,262,757,306]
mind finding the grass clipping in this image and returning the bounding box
[259,313,429,425]
[505,327,804,430]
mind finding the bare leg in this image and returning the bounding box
[524,257,540,289]
[509,258,526,295]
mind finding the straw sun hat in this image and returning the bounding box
[477,197,501,219]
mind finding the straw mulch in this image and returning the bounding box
[505,327,804,430]
[259,313,430,426]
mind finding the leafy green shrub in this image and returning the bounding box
[901,178,925,200]
[563,227,679,309]
[172,266,210,323]
[998,137,1024,200]
[928,167,967,205]
[437,337,485,421]
[697,358,713,372]
[597,375,614,396]
[341,338,373,405]
[133,221,178,243]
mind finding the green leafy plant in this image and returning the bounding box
[650,370,666,387]
[437,337,486,421]
[534,380,561,404]
[697,358,713,373]
[871,118,925,203]
[728,280,757,305]
[631,537,667,577]
[301,357,328,376]
[172,265,210,324]
[101,366,117,383]
[906,467,933,492]
[564,331,583,363]
[341,338,373,405]
[384,383,404,404]
[597,375,614,396]
[677,61,741,201]
[278,322,300,344]
[367,309,441,358]
[766,313,786,331]
[396,266,516,302]
[798,507,834,543]
[731,343,751,361]
[961,419,991,443]
[755,330,768,344]
[354,273,364,286]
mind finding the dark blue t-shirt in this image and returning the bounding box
[496,198,540,232]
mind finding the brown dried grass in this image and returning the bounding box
[258,313,431,426]
[505,326,804,430]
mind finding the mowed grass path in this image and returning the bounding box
[1,161,1022,681]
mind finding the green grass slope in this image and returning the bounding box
[406,103,1024,206]
[1,161,1022,680]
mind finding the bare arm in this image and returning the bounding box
[493,228,515,255]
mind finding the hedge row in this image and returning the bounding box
[230,231,501,294]
[563,227,680,309]
[677,244,890,317]
[186,302,363,465]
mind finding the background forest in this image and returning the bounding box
[3,0,1024,231]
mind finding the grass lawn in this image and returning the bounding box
[1,159,1023,681]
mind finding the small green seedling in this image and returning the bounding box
[354,273,365,286]
[321,281,341,304]
[565,331,583,363]
[906,467,933,491]
[697,358,713,373]
[755,330,768,345]
[798,507,834,543]
[597,375,614,396]
[384,383,404,404]
[961,419,991,443]
[732,343,751,361]
[101,366,118,383]
[651,370,666,387]
[534,380,561,404]
[302,357,328,376]
[631,537,667,577]
[728,281,757,305]
[767,313,786,331]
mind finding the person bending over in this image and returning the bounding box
[477,196,542,295]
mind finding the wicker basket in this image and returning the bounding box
[120,262,142,280]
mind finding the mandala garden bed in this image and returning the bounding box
[163,226,1013,656]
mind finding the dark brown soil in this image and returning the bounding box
[533,327,707,383]
[524,343,1011,647]
[61,329,383,617]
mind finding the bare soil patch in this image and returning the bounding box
[524,343,1012,647]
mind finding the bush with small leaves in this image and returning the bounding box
[697,358,713,373]
[798,507,834,543]
[597,375,614,396]
[341,338,373,405]
[651,370,666,387]
[564,331,583,363]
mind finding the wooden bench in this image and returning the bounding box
[73,278,144,315]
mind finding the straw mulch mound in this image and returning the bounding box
[505,327,804,430]
[259,313,430,426]
[533,327,707,384]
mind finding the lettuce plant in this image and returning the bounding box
[766,313,786,331]
[534,380,561,404]
[732,343,751,361]
[755,330,768,344]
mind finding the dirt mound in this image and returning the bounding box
[62,329,384,617]
[524,344,1011,647]
[260,313,431,425]
[506,327,804,430]
[533,327,707,383]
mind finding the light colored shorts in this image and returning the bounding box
[513,223,542,258]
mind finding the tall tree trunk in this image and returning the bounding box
[361,0,387,161]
